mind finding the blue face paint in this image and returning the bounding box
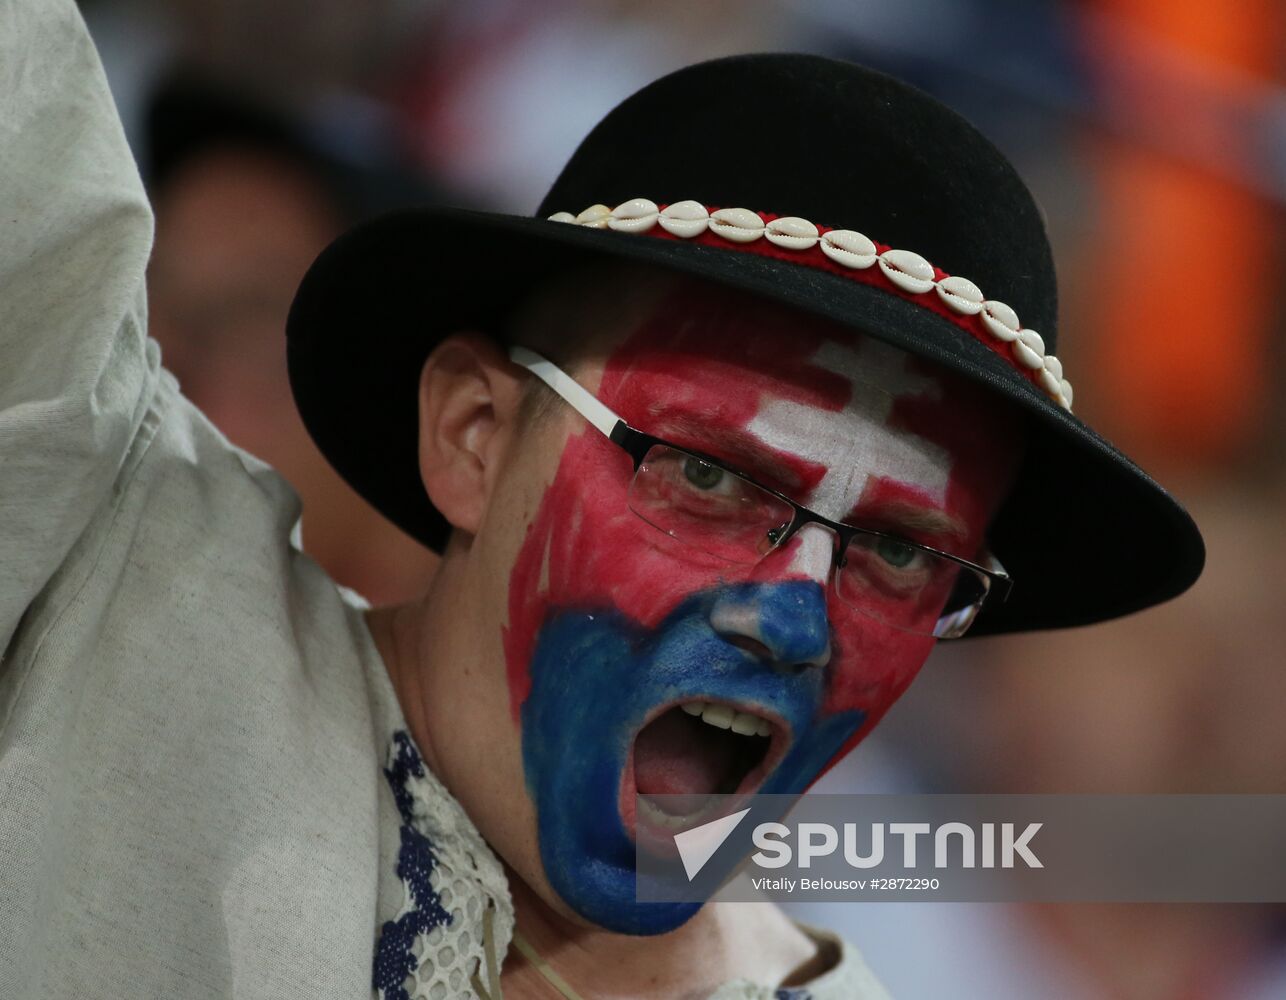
[520,579,864,935]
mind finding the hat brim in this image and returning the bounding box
[286,206,1204,636]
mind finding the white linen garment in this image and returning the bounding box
[0,3,885,997]
[0,4,513,997]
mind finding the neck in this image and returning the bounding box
[365,591,446,777]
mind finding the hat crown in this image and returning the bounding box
[537,53,1057,346]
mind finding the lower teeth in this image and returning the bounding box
[637,795,712,830]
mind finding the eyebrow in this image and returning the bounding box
[643,409,808,492]
[851,500,969,546]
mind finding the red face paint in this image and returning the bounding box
[503,278,1018,778]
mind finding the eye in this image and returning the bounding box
[875,536,919,569]
[682,457,725,491]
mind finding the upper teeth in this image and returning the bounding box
[681,700,771,738]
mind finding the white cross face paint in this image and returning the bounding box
[745,337,953,579]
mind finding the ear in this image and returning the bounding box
[416,333,525,538]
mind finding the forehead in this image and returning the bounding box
[585,276,1019,515]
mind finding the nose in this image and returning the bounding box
[709,580,832,672]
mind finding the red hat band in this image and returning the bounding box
[548,198,1073,411]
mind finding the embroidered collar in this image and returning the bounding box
[373,731,514,1000]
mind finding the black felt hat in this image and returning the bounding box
[286,53,1204,635]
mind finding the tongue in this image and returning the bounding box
[633,708,743,797]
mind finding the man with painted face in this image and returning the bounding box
[355,267,1025,994]
[0,3,1204,999]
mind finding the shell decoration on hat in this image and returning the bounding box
[548,198,1074,411]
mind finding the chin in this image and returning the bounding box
[519,582,864,935]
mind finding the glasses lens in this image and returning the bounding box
[628,445,795,565]
[836,533,990,637]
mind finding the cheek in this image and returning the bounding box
[502,429,740,718]
[822,604,936,756]
[807,463,997,767]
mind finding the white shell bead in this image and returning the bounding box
[575,204,612,228]
[935,275,984,315]
[1043,354,1063,381]
[709,207,765,243]
[1039,368,1062,397]
[608,198,659,233]
[1018,328,1045,355]
[819,229,877,269]
[1013,341,1043,370]
[981,300,1021,342]
[1060,379,1074,409]
[765,216,819,250]
[658,200,709,238]
[547,211,576,224]
[1013,329,1046,370]
[878,248,936,294]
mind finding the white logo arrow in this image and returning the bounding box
[673,808,752,881]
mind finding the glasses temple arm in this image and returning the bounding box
[508,345,623,439]
[982,550,1013,603]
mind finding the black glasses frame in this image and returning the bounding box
[608,422,1012,606]
[506,345,1012,634]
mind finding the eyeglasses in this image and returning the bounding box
[508,346,1010,639]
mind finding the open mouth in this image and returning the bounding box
[622,700,787,841]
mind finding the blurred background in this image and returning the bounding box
[81,0,1284,995]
